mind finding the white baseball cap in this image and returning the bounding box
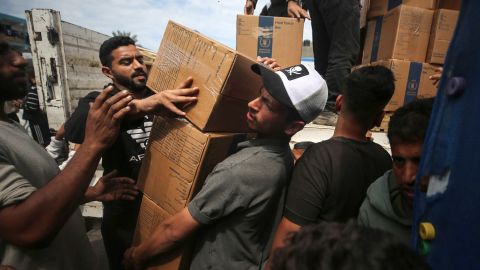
[252,63,328,123]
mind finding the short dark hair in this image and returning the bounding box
[342,66,395,126]
[271,220,431,270]
[388,98,434,145]
[99,36,136,67]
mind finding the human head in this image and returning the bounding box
[248,64,328,138]
[387,98,434,203]
[99,36,147,93]
[271,220,431,270]
[339,66,395,129]
[0,34,28,102]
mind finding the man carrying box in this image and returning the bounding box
[123,63,328,270]
[64,36,199,270]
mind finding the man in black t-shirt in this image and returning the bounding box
[65,36,198,270]
[267,65,395,266]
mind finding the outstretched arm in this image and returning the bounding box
[123,208,200,270]
[0,86,131,248]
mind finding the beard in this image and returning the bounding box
[0,72,28,101]
[113,70,147,93]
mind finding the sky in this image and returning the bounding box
[3,0,312,51]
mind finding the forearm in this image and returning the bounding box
[0,144,103,247]
[266,217,301,270]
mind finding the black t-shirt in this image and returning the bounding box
[64,90,153,218]
[284,137,392,226]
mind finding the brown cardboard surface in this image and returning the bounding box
[436,0,462,10]
[137,116,248,213]
[134,195,192,270]
[236,15,304,67]
[426,9,459,64]
[134,117,249,269]
[363,5,434,64]
[147,21,263,132]
[370,59,438,111]
[368,0,436,18]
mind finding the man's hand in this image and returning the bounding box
[84,170,139,203]
[123,247,145,270]
[429,67,443,86]
[244,0,255,15]
[257,56,281,71]
[128,77,198,117]
[288,1,310,19]
[83,85,132,151]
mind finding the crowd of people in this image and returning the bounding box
[0,2,440,269]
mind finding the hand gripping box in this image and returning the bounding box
[236,15,304,68]
[147,21,263,133]
[362,5,434,64]
[134,116,249,269]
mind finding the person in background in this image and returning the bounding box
[358,98,434,242]
[244,0,290,17]
[291,141,314,163]
[288,0,361,126]
[267,65,395,268]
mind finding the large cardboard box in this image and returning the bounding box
[134,195,193,270]
[134,116,249,269]
[236,15,304,68]
[147,21,263,132]
[362,5,434,64]
[426,9,459,64]
[371,59,439,111]
[436,0,462,10]
[368,0,436,19]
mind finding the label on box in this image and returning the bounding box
[371,16,383,62]
[404,62,422,105]
[257,16,274,58]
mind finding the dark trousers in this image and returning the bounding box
[305,0,360,110]
[101,198,141,270]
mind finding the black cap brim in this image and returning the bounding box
[251,64,294,109]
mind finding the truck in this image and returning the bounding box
[25,8,155,129]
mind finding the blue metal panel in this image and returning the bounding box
[412,1,480,269]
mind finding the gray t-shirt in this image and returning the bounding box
[0,120,97,270]
[187,138,293,270]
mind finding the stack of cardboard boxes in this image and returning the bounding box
[134,21,262,269]
[361,0,460,131]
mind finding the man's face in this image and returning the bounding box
[109,44,147,93]
[246,87,289,136]
[391,141,423,204]
[0,44,28,100]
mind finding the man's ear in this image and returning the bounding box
[373,111,385,127]
[335,95,343,112]
[284,120,306,137]
[102,66,114,80]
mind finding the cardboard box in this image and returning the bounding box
[134,195,193,270]
[426,9,459,64]
[134,116,249,269]
[371,59,439,111]
[236,15,304,68]
[436,0,462,10]
[371,112,394,132]
[147,21,263,132]
[368,0,436,18]
[362,5,434,64]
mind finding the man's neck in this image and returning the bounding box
[333,113,369,142]
[257,133,290,142]
[114,83,147,99]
